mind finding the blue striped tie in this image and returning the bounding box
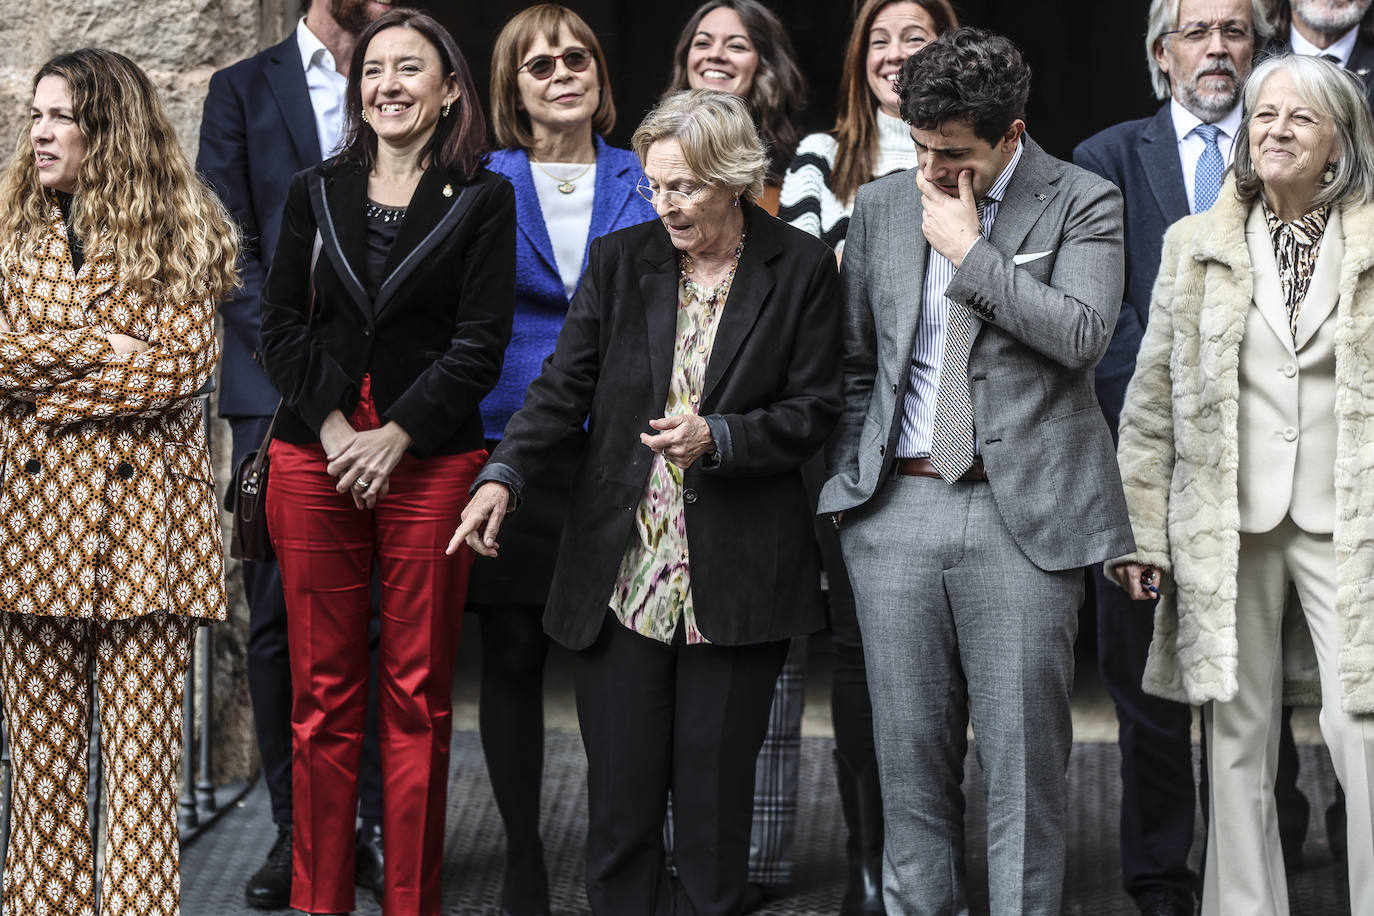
[1194,124,1224,213]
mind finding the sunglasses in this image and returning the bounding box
[518,47,593,80]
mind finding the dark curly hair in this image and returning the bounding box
[897,28,1031,146]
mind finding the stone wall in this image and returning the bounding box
[0,0,297,785]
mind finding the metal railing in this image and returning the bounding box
[0,383,253,899]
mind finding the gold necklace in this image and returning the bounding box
[529,158,593,194]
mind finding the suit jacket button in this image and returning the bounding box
[879,444,885,456]
[117,462,135,479]
[684,488,698,504]
[892,383,899,394]
[24,459,39,475]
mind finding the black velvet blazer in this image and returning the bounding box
[259,159,515,456]
[479,203,843,649]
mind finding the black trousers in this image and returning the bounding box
[574,611,788,916]
[231,415,384,826]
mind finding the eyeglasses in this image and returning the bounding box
[635,179,710,208]
[1164,22,1253,45]
[518,47,593,80]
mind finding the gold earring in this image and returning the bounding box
[361,109,369,124]
[442,101,452,118]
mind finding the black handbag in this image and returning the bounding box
[227,406,280,562]
[226,233,319,562]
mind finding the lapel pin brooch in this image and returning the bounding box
[1034,192,1046,201]
[443,183,454,198]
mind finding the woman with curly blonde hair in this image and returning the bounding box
[0,47,237,916]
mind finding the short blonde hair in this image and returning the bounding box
[631,89,767,203]
[1233,54,1374,209]
[489,3,615,151]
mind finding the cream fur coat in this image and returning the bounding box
[1113,176,1374,713]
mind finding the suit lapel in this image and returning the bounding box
[886,172,929,378]
[985,138,1059,262]
[1347,36,1374,87]
[1295,208,1344,348]
[1139,105,1190,222]
[508,151,560,280]
[374,168,479,319]
[309,167,371,320]
[1247,204,1299,356]
[703,206,776,403]
[639,229,679,411]
[263,37,322,168]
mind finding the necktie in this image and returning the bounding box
[928,202,987,482]
[1194,123,1224,213]
[1320,53,1341,64]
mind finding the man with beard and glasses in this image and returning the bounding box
[1072,1,1323,913]
[1271,0,1374,110]
[197,0,391,907]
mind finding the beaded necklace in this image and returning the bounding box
[679,230,747,313]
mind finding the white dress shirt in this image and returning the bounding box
[1171,99,1243,214]
[297,18,348,159]
[1290,21,1360,66]
[896,138,1024,458]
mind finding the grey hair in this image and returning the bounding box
[631,89,768,203]
[1145,0,1273,100]
[1233,53,1374,208]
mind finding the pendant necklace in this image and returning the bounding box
[530,158,593,194]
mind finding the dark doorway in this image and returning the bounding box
[436,0,1160,158]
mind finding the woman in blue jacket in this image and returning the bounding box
[473,6,654,915]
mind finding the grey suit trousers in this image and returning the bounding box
[840,473,1082,916]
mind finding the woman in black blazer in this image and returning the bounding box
[258,10,513,916]
[453,89,841,916]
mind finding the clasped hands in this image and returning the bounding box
[319,409,412,510]
[446,414,716,559]
[915,168,981,269]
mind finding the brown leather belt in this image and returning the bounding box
[895,456,988,482]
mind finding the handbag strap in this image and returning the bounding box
[253,229,322,472]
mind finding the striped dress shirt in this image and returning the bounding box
[897,139,1024,458]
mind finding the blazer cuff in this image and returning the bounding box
[702,414,733,470]
[473,460,525,511]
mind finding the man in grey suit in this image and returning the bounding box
[819,28,1133,915]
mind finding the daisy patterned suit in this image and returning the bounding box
[0,196,225,916]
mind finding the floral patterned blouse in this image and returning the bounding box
[607,260,738,644]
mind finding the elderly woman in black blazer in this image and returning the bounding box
[452,88,841,916]
[258,9,513,916]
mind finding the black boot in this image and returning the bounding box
[245,823,292,910]
[835,749,885,916]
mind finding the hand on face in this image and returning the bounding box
[916,167,980,268]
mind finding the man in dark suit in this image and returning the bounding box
[820,29,1131,914]
[1269,0,1374,109]
[197,0,387,907]
[1074,2,1337,911]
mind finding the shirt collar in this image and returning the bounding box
[1169,97,1243,143]
[296,18,336,73]
[1290,21,1360,65]
[982,136,1024,205]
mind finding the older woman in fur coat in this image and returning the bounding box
[1109,55,1374,916]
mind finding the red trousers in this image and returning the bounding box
[267,388,482,915]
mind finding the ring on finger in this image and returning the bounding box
[355,478,372,490]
